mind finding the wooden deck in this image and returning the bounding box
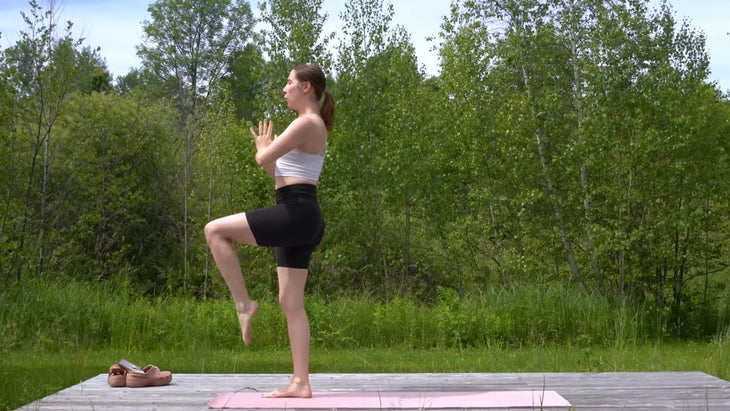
[16,372,730,410]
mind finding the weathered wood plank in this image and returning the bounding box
[16,372,730,411]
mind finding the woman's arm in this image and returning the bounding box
[260,162,275,178]
[250,117,320,167]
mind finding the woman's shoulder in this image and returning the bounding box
[301,113,325,125]
[293,113,326,133]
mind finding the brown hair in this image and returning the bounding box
[294,64,335,132]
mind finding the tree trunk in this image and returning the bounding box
[521,64,586,292]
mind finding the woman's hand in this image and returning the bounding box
[250,119,274,151]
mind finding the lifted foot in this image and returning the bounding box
[236,301,258,345]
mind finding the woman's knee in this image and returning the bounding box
[204,220,223,244]
[206,213,256,246]
[276,267,308,315]
[278,292,305,316]
[204,221,214,240]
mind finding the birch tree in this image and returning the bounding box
[2,0,83,280]
[138,0,255,291]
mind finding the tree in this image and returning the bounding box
[2,0,88,280]
[139,0,254,113]
[0,34,18,275]
[326,0,435,297]
[438,0,516,289]
[224,43,266,121]
[137,0,255,291]
[52,92,180,290]
[437,0,730,334]
[75,46,113,94]
[257,0,334,117]
[579,0,730,335]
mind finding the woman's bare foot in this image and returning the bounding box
[263,377,312,398]
[235,301,258,345]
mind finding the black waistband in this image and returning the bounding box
[275,183,318,202]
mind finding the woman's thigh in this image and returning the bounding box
[206,213,258,245]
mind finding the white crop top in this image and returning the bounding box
[274,116,327,181]
[274,144,327,181]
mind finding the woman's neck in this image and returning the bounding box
[297,101,320,117]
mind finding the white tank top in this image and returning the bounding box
[274,115,327,181]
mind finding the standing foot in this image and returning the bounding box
[235,301,258,345]
[263,377,312,398]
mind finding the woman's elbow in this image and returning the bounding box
[255,152,267,165]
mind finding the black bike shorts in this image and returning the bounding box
[246,184,325,269]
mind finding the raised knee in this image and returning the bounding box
[204,221,218,243]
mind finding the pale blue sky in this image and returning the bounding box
[1,0,728,91]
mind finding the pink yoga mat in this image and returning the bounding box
[207,390,571,409]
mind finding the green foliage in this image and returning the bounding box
[1,0,728,340]
[258,0,333,68]
[433,0,730,333]
[52,92,181,289]
[224,43,267,120]
[256,0,333,117]
[138,0,255,107]
[0,0,112,280]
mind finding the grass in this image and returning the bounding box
[0,280,666,351]
[1,279,728,410]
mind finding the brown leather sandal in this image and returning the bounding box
[107,364,126,387]
[125,365,172,388]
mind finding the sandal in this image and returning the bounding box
[107,364,126,387]
[125,364,173,388]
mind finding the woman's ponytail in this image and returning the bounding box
[320,91,335,132]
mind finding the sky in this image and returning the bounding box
[0,0,728,91]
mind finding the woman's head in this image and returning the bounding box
[292,64,335,132]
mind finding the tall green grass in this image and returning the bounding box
[0,279,714,352]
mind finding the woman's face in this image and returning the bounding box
[283,70,306,109]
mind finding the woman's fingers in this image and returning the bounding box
[250,119,274,140]
[263,119,272,137]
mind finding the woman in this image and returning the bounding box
[204,64,334,399]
